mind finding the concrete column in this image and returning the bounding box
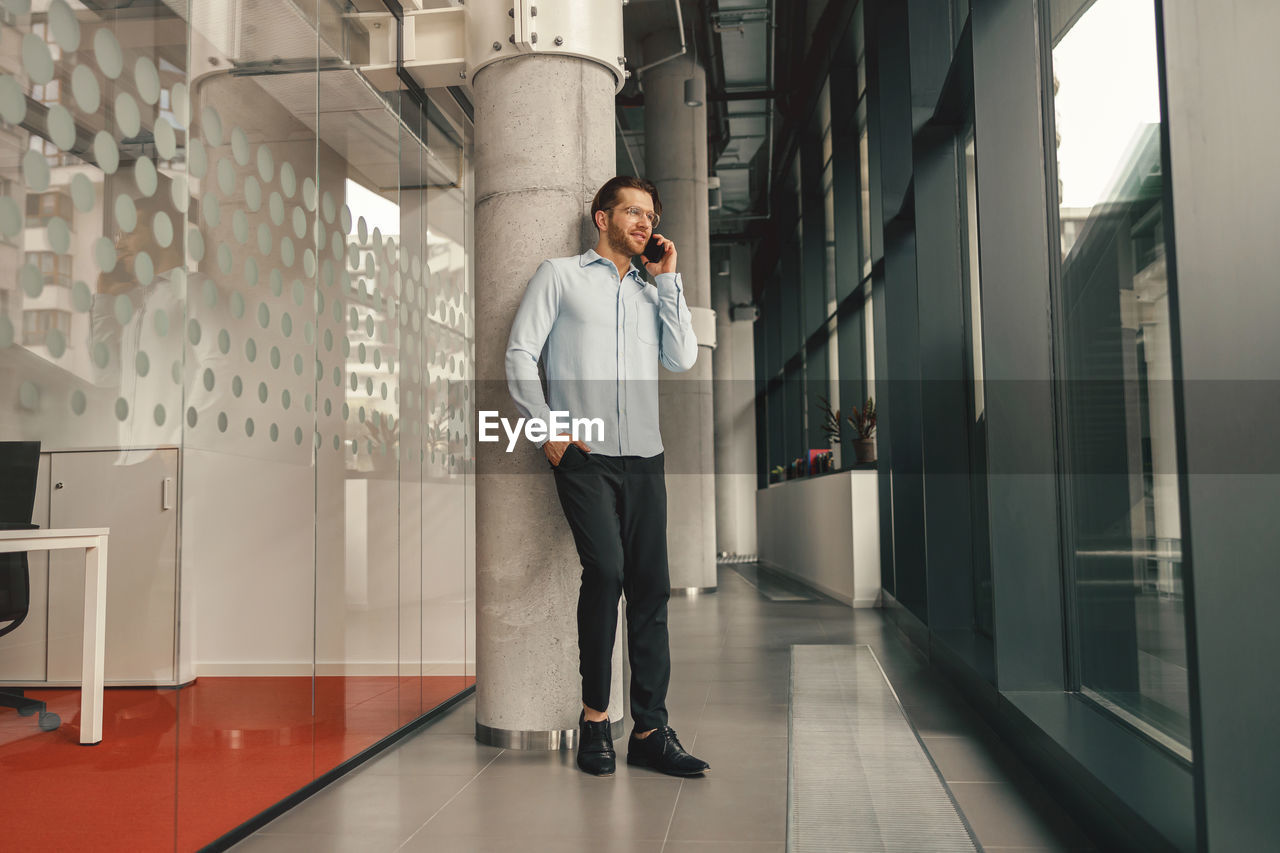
[712,243,759,556]
[642,32,717,592]
[473,55,623,746]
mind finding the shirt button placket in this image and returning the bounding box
[617,288,624,454]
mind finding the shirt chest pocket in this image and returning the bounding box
[631,297,660,346]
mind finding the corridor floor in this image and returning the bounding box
[233,565,1097,852]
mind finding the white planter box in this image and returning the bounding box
[755,469,881,607]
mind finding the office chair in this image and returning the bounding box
[0,441,60,732]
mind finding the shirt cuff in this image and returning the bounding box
[654,271,682,294]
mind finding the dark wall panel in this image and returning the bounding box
[875,0,914,219]
[866,1,887,267]
[908,0,956,127]
[913,136,975,632]
[872,273,895,594]
[1162,1,1280,848]
[837,304,867,440]
[970,0,1063,690]
[883,223,927,621]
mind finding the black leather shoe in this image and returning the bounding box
[626,726,709,776]
[576,710,616,776]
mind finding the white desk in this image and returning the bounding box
[0,527,108,745]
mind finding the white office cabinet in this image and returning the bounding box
[44,449,181,686]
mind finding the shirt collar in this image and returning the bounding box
[580,249,644,281]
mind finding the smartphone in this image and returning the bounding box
[642,235,666,264]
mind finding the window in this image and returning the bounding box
[28,130,72,168]
[32,76,61,105]
[758,3,878,481]
[959,123,993,637]
[30,251,72,288]
[858,105,871,278]
[30,20,62,59]
[26,190,74,227]
[820,81,837,319]
[855,9,870,278]
[863,281,875,401]
[962,131,985,421]
[854,3,867,100]
[22,308,70,347]
[1050,0,1189,756]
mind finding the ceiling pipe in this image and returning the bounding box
[634,0,687,76]
[715,0,775,226]
[704,0,775,230]
[701,0,731,162]
[709,89,781,101]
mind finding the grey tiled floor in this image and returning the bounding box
[233,565,1096,852]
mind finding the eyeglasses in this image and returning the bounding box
[606,206,660,229]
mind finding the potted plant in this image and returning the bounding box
[769,464,785,484]
[848,397,877,463]
[816,395,844,469]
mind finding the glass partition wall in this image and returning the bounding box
[0,2,475,849]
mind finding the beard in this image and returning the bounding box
[606,216,645,257]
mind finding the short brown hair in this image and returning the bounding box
[590,176,662,223]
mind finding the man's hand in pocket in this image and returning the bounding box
[544,438,592,467]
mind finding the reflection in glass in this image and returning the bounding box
[1052,0,1189,753]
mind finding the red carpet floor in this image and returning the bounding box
[0,675,473,851]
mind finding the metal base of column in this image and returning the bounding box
[475,718,624,750]
[670,586,717,596]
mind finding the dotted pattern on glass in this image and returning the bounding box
[0,76,479,471]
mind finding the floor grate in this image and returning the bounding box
[788,645,980,852]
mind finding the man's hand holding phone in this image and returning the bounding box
[545,437,593,467]
[642,234,677,277]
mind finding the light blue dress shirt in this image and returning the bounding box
[505,248,699,457]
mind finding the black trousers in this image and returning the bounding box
[551,446,670,732]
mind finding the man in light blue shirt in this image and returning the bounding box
[505,176,709,778]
